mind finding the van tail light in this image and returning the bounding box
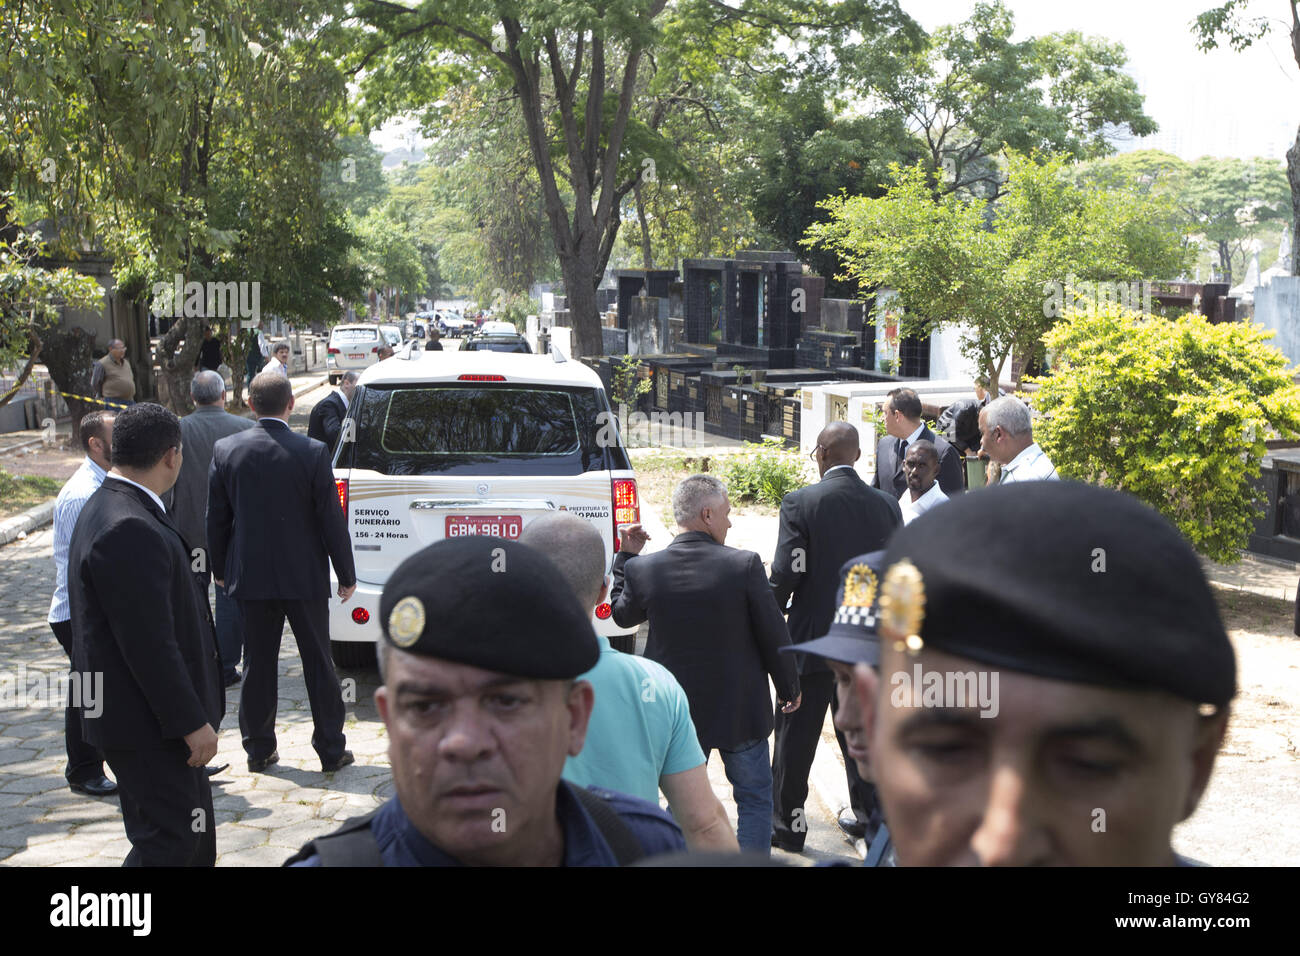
[335,478,348,516]
[457,374,506,382]
[611,478,639,553]
[595,602,613,620]
[328,347,340,355]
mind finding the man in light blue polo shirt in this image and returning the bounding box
[520,514,738,852]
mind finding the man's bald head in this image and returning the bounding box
[518,513,607,614]
[816,421,861,470]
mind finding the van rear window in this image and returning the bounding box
[332,328,380,343]
[341,383,630,476]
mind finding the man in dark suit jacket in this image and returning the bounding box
[208,372,358,774]
[769,421,902,853]
[165,370,254,686]
[68,403,224,866]
[306,370,358,453]
[610,474,800,855]
[871,387,965,498]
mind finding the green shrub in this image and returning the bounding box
[721,437,809,506]
[1032,305,1300,562]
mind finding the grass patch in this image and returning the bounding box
[0,468,61,521]
[1213,586,1296,638]
[629,445,805,520]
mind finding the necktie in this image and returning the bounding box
[897,438,908,461]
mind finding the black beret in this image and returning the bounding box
[379,536,599,679]
[782,550,885,667]
[880,481,1237,708]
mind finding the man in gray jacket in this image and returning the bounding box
[168,370,254,685]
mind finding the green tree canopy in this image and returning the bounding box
[805,151,1190,392]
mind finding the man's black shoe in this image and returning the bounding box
[205,764,230,778]
[321,750,355,773]
[837,809,868,842]
[247,750,279,773]
[771,831,805,853]
[224,672,242,687]
[69,775,117,797]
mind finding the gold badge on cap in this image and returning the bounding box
[387,596,426,648]
[842,564,878,609]
[879,559,926,655]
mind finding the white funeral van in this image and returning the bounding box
[326,347,640,667]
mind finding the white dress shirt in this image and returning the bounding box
[899,482,949,525]
[48,457,108,624]
[265,356,289,378]
[999,442,1059,483]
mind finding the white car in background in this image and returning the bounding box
[326,348,641,667]
[325,324,385,385]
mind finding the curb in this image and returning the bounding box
[292,377,328,400]
[0,499,55,547]
[0,437,45,459]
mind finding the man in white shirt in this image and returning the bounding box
[265,342,291,378]
[47,411,118,797]
[899,440,948,525]
[979,395,1059,484]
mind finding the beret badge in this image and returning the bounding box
[842,564,878,609]
[388,596,426,648]
[879,559,926,655]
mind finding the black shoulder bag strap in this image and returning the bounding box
[571,787,646,866]
[284,810,384,867]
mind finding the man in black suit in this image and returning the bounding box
[610,474,800,855]
[207,372,358,774]
[68,403,224,866]
[769,422,902,853]
[871,387,965,498]
[306,370,358,453]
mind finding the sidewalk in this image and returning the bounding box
[0,371,330,547]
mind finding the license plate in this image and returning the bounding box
[446,515,522,539]
[348,353,364,359]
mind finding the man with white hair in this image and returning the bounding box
[169,370,255,687]
[609,474,801,855]
[978,395,1058,483]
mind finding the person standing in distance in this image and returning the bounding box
[207,372,357,774]
[264,342,291,378]
[307,371,358,454]
[68,403,224,865]
[167,370,255,686]
[871,387,964,498]
[898,440,948,526]
[91,338,135,408]
[47,411,117,798]
[610,474,801,855]
[769,421,900,853]
[978,395,1058,483]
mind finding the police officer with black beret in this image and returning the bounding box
[287,537,686,866]
[782,550,896,866]
[853,481,1236,866]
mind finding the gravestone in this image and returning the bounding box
[626,296,667,355]
[1252,276,1300,367]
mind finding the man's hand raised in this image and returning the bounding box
[617,523,650,555]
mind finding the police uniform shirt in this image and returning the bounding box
[291,782,685,867]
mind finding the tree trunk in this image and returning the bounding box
[156,314,204,415]
[1218,240,1233,288]
[634,181,653,269]
[36,325,98,445]
[561,253,603,359]
[0,324,41,410]
[1289,127,1300,277]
